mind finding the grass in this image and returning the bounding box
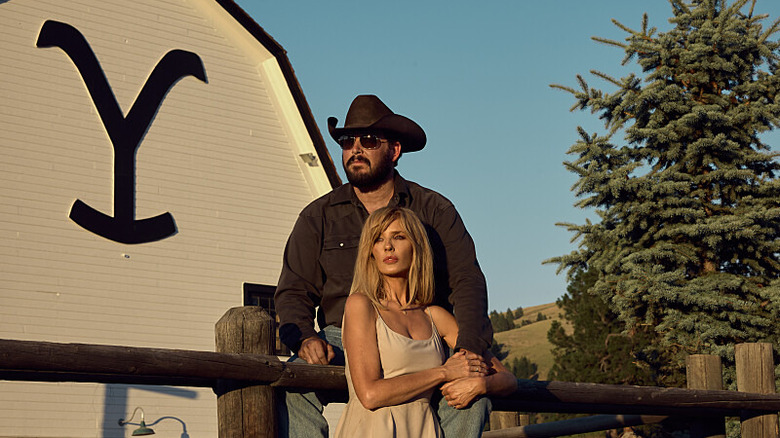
[493,302,570,380]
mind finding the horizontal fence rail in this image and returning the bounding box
[0,338,344,391]
[1,337,779,418]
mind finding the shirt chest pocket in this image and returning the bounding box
[322,236,360,279]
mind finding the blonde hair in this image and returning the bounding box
[350,206,434,309]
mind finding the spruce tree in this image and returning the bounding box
[490,310,514,333]
[506,307,516,324]
[548,268,656,385]
[509,356,539,380]
[547,0,780,386]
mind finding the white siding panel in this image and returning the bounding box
[1,0,333,436]
[0,382,216,438]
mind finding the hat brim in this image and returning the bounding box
[328,114,426,153]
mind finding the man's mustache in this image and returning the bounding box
[347,156,370,166]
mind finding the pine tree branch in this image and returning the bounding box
[669,0,689,15]
[607,123,625,137]
[589,70,623,88]
[591,36,627,50]
[706,0,716,21]
[611,18,637,36]
[549,84,576,95]
[576,127,592,143]
[723,0,751,21]
[576,74,589,92]
[758,17,780,43]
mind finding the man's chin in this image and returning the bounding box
[347,173,386,190]
[345,168,368,181]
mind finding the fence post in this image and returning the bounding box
[686,354,726,438]
[215,306,276,438]
[735,343,778,438]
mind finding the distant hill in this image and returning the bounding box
[493,302,570,380]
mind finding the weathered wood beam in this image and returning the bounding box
[492,379,780,416]
[2,338,780,418]
[0,338,345,390]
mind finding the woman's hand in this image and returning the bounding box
[441,377,486,409]
[441,350,488,381]
[443,352,519,409]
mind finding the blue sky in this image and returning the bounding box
[236,1,780,312]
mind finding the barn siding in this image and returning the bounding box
[0,0,333,436]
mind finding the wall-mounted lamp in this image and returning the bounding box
[118,407,155,436]
[299,153,319,167]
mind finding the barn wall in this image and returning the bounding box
[0,0,332,436]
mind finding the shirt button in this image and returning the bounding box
[339,242,344,247]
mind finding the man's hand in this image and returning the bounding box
[298,336,335,365]
[459,349,488,370]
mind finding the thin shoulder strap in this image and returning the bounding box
[373,302,387,326]
[426,306,440,335]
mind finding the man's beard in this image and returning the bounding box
[344,149,395,190]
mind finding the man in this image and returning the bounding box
[275,95,493,437]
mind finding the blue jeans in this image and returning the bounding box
[277,325,492,438]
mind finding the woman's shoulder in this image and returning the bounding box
[426,305,456,325]
[346,292,371,305]
[426,305,452,317]
[345,293,375,315]
[344,293,378,335]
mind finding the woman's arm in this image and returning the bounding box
[440,352,518,409]
[427,305,460,349]
[429,305,488,370]
[343,294,484,411]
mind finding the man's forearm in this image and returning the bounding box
[452,284,492,354]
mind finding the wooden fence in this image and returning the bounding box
[0,306,778,437]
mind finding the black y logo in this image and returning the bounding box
[36,20,207,244]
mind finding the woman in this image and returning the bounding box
[335,206,516,437]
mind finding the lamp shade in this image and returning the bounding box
[131,420,155,436]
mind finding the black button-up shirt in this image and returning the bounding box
[275,172,492,354]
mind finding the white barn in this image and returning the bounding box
[0,0,341,436]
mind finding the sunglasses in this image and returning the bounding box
[337,135,388,150]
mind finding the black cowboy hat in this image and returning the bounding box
[327,95,426,152]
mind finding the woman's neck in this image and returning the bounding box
[382,277,410,307]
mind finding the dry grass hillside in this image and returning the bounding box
[493,302,571,380]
